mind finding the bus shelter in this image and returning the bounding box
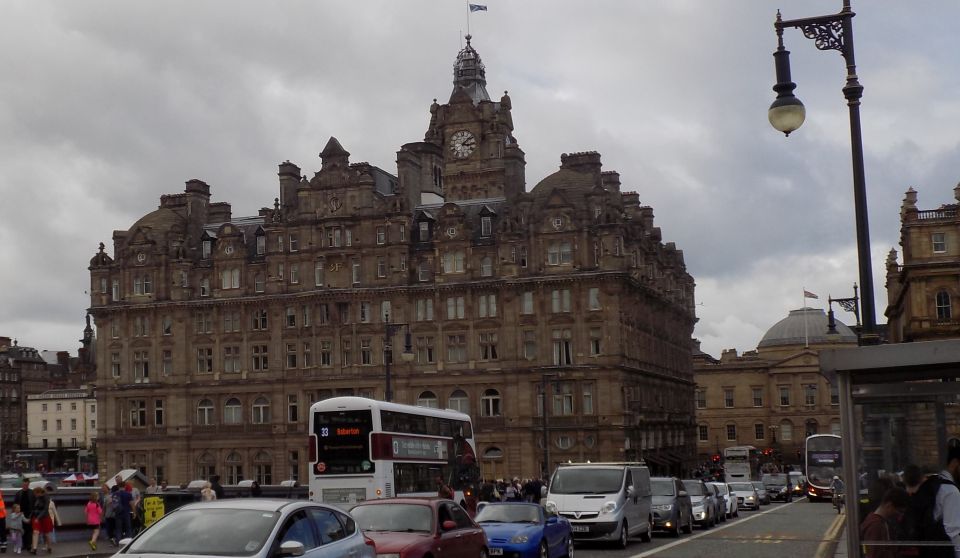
[820,339,960,557]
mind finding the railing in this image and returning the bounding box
[915,208,957,221]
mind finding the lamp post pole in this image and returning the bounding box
[769,1,877,342]
[383,312,414,403]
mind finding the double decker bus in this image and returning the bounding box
[309,397,480,507]
[722,445,757,482]
[804,434,841,501]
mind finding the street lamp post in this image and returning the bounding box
[383,312,415,402]
[768,1,877,342]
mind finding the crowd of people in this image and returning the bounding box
[436,475,549,517]
[2,479,62,554]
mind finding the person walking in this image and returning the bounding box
[860,486,910,558]
[29,486,52,555]
[0,487,8,554]
[85,492,103,551]
[250,482,262,498]
[209,476,225,500]
[112,483,133,542]
[902,447,960,558]
[103,484,117,546]
[45,498,61,545]
[6,504,24,554]
[14,482,33,552]
[200,482,216,502]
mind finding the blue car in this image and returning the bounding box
[475,502,574,558]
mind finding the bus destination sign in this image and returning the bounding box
[391,436,449,460]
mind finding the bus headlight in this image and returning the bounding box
[544,501,558,514]
[601,501,617,514]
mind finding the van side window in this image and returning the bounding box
[624,470,633,490]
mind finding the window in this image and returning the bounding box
[831,421,842,436]
[256,234,265,255]
[416,299,434,321]
[443,251,465,274]
[695,389,706,409]
[359,302,371,323]
[780,421,793,442]
[42,420,48,432]
[134,316,149,337]
[481,389,501,417]
[277,263,284,281]
[255,273,265,293]
[252,309,268,330]
[556,436,574,450]
[377,257,387,278]
[417,391,439,408]
[252,345,268,372]
[134,351,149,381]
[547,242,572,265]
[399,224,406,241]
[724,388,734,408]
[200,277,210,297]
[255,453,273,485]
[221,268,240,289]
[448,390,469,414]
[752,387,763,407]
[588,287,601,310]
[253,396,270,424]
[224,398,242,424]
[481,216,492,237]
[224,346,241,373]
[328,227,342,247]
[351,259,361,285]
[286,343,298,369]
[937,291,952,320]
[551,289,571,313]
[161,350,172,376]
[830,384,840,405]
[480,256,493,277]
[416,336,435,364]
[194,312,211,334]
[589,328,602,356]
[155,399,164,427]
[479,332,498,360]
[112,279,120,301]
[360,338,373,365]
[202,240,212,259]
[314,260,325,287]
[345,229,353,246]
[302,305,311,327]
[698,425,709,442]
[447,334,467,363]
[418,260,432,282]
[755,423,765,440]
[111,353,121,378]
[225,453,243,486]
[778,386,791,407]
[400,255,407,271]
[446,296,465,319]
[933,232,947,253]
[289,264,299,284]
[223,312,240,333]
[552,383,574,416]
[521,291,534,314]
[523,330,537,360]
[726,424,737,441]
[318,303,330,325]
[56,419,62,431]
[478,294,497,317]
[134,274,152,295]
[804,385,817,406]
[289,234,299,252]
[341,339,352,366]
[196,348,213,374]
[319,340,333,367]
[582,384,594,415]
[519,246,528,268]
[100,277,108,293]
[111,320,119,338]
[419,221,430,241]
[129,400,147,428]
[287,394,298,423]
[552,329,572,365]
[376,226,386,245]
[286,307,297,327]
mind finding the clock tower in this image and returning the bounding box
[397,35,526,206]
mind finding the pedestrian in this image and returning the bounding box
[102,484,116,546]
[127,482,142,535]
[860,486,910,558]
[144,478,161,495]
[6,504,24,554]
[209,475,225,500]
[200,482,217,502]
[504,479,518,502]
[45,498,61,545]
[14,482,33,552]
[0,487,7,554]
[85,492,103,551]
[112,482,133,542]
[29,486,53,555]
[902,452,960,558]
[250,481,262,498]
[435,476,454,500]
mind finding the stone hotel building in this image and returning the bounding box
[88,36,697,483]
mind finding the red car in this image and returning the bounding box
[351,497,490,558]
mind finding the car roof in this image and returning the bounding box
[480,502,539,507]
[352,497,443,507]
[175,498,309,513]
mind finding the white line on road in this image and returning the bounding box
[628,499,806,558]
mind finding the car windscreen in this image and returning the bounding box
[729,483,754,491]
[650,479,675,497]
[549,468,623,495]
[350,503,433,533]
[762,474,787,486]
[475,505,540,524]
[125,508,279,556]
[681,481,704,496]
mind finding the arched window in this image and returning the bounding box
[254,451,273,485]
[196,452,215,480]
[483,447,504,459]
[937,291,952,320]
[480,257,493,277]
[448,389,469,415]
[225,452,243,485]
[224,398,242,424]
[481,389,501,417]
[197,399,214,425]
[252,397,270,424]
[805,419,819,438]
[417,391,439,408]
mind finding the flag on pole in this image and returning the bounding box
[803,290,818,300]
[469,4,488,11]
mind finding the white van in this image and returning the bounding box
[544,462,652,548]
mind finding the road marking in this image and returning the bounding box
[628,499,806,558]
[814,513,846,558]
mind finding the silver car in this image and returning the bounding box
[114,498,375,558]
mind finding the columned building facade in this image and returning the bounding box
[89,37,697,484]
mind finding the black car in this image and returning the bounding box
[761,473,791,502]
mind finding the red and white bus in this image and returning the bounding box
[308,396,479,508]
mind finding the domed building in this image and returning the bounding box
[692,307,857,469]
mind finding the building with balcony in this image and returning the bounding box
[88,36,697,484]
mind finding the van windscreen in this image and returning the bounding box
[550,468,623,494]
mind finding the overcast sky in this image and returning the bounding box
[2,1,959,359]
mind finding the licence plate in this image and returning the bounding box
[488,548,503,556]
[572,525,589,533]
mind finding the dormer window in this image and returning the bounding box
[202,240,212,259]
[481,216,492,237]
[256,234,265,255]
[419,221,430,241]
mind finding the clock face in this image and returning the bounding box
[450,130,477,159]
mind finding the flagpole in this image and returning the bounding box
[467,1,471,36]
[803,288,809,348]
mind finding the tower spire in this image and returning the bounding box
[451,34,490,104]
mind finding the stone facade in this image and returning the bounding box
[88,37,697,484]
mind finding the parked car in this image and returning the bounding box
[649,477,693,537]
[113,498,375,558]
[751,481,772,505]
[709,482,739,518]
[762,473,791,502]
[728,482,761,511]
[545,462,653,547]
[475,502,573,558]
[350,498,487,558]
[681,479,718,529]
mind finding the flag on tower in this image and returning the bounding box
[469,4,488,11]
[803,289,818,300]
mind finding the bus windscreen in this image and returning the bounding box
[313,409,375,475]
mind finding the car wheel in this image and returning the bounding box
[682,512,693,534]
[564,536,575,557]
[539,541,549,558]
[618,520,630,548]
[640,519,652,543]
[478,549,488,558]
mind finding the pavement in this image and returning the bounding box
[13,530,117,558]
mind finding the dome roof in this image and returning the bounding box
[758,307,857,348]
[530,168,596,201]
[129,207,185,235]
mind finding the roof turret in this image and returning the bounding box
[451,34,490,104]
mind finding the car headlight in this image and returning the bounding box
[652,504,672,511]
[601,501,617,514]
[544,500,558,514]
[746,496,755,500]
[510,534,530,544]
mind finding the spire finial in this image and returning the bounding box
[465,33,472,45]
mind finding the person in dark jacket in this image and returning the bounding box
[250,481,262,497]
[210,476,225,500]
[903,462,959,558]
[15,481,34,551]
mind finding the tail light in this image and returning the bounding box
[364,535,376,550]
